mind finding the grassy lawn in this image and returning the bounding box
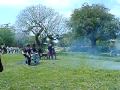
[0,53,120,90]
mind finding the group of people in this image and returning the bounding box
[22,44,40,65]
[0,45,21,54]
[6,47,20,54]
[22,43,56,65]
[0,43,57,72]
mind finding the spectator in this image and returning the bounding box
[0,53,3,72]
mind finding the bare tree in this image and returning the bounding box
[16,4,67,48]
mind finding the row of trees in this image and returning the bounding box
[1,3,120,52]
[0,24,35,47]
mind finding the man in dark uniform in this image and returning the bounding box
[48,44,53,59]
[22,44,31,65]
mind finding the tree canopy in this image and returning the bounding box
[70,4,120,48]
[0,25,15,46]
[16,4,68,48]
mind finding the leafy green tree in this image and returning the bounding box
[0,26,15,46]
[0,37,3,45]
[58,32,73,47]
[70,4,120,48]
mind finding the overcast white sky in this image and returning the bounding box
[0,0,120,24]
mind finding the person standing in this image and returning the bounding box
[0,47,3,72]
[52,47,56,59]
[48,44,53,59]
[22,44,32,65]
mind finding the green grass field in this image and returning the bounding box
[1,52,120,90]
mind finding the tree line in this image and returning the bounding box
[1,3,120,52]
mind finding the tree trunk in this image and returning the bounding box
[89,31,97,54]
[35,34,43,58]
[90,38,97,54]
[89,31,97,48]
[91,38,96,48]
[35,33,40,46]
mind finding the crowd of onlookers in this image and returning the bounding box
[0,45,21,54]
[6,47,21,54]
[0,45,21,72]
